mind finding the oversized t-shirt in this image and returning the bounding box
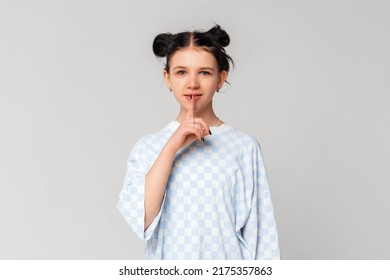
[116,121,280,259]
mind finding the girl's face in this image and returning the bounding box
[164,47,227,114]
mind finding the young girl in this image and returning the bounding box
[117,25,280,260]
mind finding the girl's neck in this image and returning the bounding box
[176,107,222,127]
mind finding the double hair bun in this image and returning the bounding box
[153,24,230,58]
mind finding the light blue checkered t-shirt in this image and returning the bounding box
[117,121,280,259]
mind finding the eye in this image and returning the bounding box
[200,71,211,75]
[177,70,186,75]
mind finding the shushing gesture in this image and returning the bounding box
[166,95,211,152]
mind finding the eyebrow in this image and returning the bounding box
[172,66,215,71]
[199,67,215,71]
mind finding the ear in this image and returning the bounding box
[217,70,228,89]
[163,69,171,90]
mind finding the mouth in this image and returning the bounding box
[184,94,202,101]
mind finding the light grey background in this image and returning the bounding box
[0,0,389,259]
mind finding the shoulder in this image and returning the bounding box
[222,126,268,170]
[129,122,175,157]
[222,124,262,151]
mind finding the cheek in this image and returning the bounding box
[205,78,219,89]
[170,78,184,89]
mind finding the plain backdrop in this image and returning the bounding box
[0,0,389,259]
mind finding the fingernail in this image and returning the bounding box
[201,137,205,142]
[209,130,212,135]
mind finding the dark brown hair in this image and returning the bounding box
[152,24,234,73]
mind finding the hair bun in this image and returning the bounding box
[152,33,174,57]
[208,24,230,47]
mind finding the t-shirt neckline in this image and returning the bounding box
[167,120,231,134]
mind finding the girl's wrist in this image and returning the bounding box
[162,140,180,156]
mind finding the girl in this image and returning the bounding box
[117,25,280,260]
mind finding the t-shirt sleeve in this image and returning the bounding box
[116,139,166,241]
[239,140,280,259]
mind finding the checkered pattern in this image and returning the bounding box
[117,121,280,259]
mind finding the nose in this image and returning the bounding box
[187,73,200,89]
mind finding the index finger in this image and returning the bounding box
[186,95,194,119]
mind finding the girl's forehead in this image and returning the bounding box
[170,47,217,67]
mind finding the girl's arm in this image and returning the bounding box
[144,143,176,230]
[143,97,210,230]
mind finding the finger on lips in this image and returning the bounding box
[184,94,210,142]
[186,94,194,119]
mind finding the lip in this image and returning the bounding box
[184,94,202,101]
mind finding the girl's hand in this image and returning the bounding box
[166,96,211,152]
